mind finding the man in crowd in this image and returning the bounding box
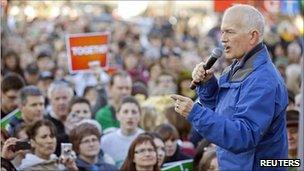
[95,71,132,134]
[171,4,288,170]
[286,110,299,159]
[1,73,25,118]
[46,80,74,155]
[7,86,45,135]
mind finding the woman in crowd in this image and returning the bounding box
[1,50,23,76]
[121,134,159,171]
[164,106,195,157]
[154,123,191,164]
[144,132,166,168]
[198,147,218,171]
[69,122,117,171]
[18,120,77,171]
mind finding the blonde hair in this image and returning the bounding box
[140,105,167,131]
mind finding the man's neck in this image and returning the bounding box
[121,128,137,136]
[79,154,98,165]
[50,110,66,122]
[109,98,118,110]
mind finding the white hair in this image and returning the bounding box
[77,119,102,134]
[47,81,74,99]
[224,4,265,42]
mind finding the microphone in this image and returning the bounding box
[190,47,223,90]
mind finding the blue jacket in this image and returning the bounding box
[188,44,288,171]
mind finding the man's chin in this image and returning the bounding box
[224,54,234,59]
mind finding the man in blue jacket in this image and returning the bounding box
[171,4,288,171]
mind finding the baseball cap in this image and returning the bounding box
[286,110,299,127]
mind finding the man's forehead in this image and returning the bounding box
[25,96,44,104]
[113,76,132,84]
[221,13,243,30]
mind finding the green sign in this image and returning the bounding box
[1,109,21,130]
[161,159,193,171]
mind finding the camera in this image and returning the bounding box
[61,143,73,158]
[12,141,31,152]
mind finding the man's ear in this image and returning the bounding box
[249,29,260,45]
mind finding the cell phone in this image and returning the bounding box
[14,141,31,151]
[61,143,72,158]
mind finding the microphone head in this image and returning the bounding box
[211,47,223,59]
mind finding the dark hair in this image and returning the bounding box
[154,123,179,141]
[199,148,217,171]
[25,63,39,74]
[117,96,141,114]
[69,122,101,153]
[286,110,299,127]
[132,81,148,99]
[1,73,25,93]
[288,89,295,103]
[164,106,191,140]
[83,86,96,97]
[2,50,22,74]
[68,97,91,114]
[37,51,51,60]
[19,86,43,105]
[110,70,131,86]
[121,134,160,171]
[143,132,164,142]
[13,123,28,139]
[26,120,57,140]
[194,140,211,171]
[1,128,10,141]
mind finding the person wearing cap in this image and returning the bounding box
[24,63,39,85]
[286,110,299,159]
[37,71,54,99]
[36,51,55,72]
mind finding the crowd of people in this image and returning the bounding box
[1,2,303,171]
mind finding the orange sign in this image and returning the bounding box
[214,0,253,12]
[66,32,110,73]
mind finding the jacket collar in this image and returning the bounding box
[220,43,270,84]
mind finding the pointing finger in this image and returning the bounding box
[170,94,187,102]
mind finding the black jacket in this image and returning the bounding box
[164,145,191,164]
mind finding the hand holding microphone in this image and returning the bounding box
[190,47,223,90]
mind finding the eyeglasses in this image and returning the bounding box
[80,138,99,145]
[135,148,156,155]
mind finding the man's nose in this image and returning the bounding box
[221,34,228,43]
[122,88,130,95]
